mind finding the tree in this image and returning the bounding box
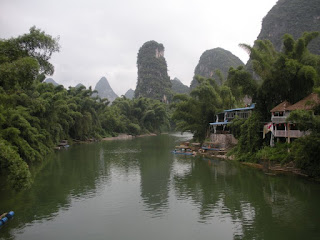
[171,77,224,142]
[225,66,257,103]
[286,93,320,177]
[0,27,60,189]
[233,112,263,162]
[0,26,60,90]
[241,32,320,120]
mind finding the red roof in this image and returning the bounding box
[270,100,292,112]
[286,93,320,111]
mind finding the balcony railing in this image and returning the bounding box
[274,130,306,138]
[271,116,288,123]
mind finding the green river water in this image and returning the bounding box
[1,133,320,240]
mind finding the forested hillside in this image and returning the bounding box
[135,41,172,102]
[257,0,320,54]
[171,77,189,95]
[190,48,244,90]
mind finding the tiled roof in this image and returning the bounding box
[270,100,291,112]
[286,93,320,111]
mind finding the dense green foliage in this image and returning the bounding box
[171,76,235,142]
[105,97,170,136]
[241,32,320,120]
[135,40,172,101]
[231,32,320,178]
[286,101,320,177]
[0,28,170,190]
[230,112,263,162]
[225,66,258,103]
[190,48,244,90]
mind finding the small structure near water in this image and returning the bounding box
[54,140,70,150]
[209,103,255,134]
[208,104,255,149]
[265,92,320,146]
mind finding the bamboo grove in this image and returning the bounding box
[0,27,170,190]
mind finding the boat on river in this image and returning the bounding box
[0,211,14,227]
[172,148,195,155]
[172,143,197,155]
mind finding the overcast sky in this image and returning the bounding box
[1,0,278,96]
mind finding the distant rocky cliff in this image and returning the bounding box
[171,77,189,94]
[134,40,172,102]
[190,48,244,90]
[124,88,135,99]
[75,83,85,89]
[44,78,59,86]
[257,0,320,54]
[94,77,118,103]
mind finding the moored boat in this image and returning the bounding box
[0,211,14,227]
[171,144,196,155]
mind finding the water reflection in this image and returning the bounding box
[172,155,320,239]
[138,135,174,217]
[0,134,320,240]
[0,142,114,239]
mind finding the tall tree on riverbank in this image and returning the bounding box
[171,76,235,142]
[0,27,60,189]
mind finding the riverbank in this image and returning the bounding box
[102,133,157,141]
[197,148,309,178]
[241,161,309,177]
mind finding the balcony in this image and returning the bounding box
[274,130,306,138]
[271,116,287,123]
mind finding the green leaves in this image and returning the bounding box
[0,57,39,90]
[0,28,173,191]
[0,26,59,92]
[226,66,257,103]
[245,32,320,120]
[109,96,170,135]
[171,77,227,142]
[0,139,32,190]
[15,26,60,75]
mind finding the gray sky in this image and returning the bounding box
[1,0,278,96]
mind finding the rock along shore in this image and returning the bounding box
[102,133,157,141]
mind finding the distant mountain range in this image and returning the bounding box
[75,83,85,89]
[44,77,119,103]
[94,77,118,103]
[124,88,135,99]
[45,0,320,101]
[44,78,59,86]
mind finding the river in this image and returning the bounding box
[1,133,320,240]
